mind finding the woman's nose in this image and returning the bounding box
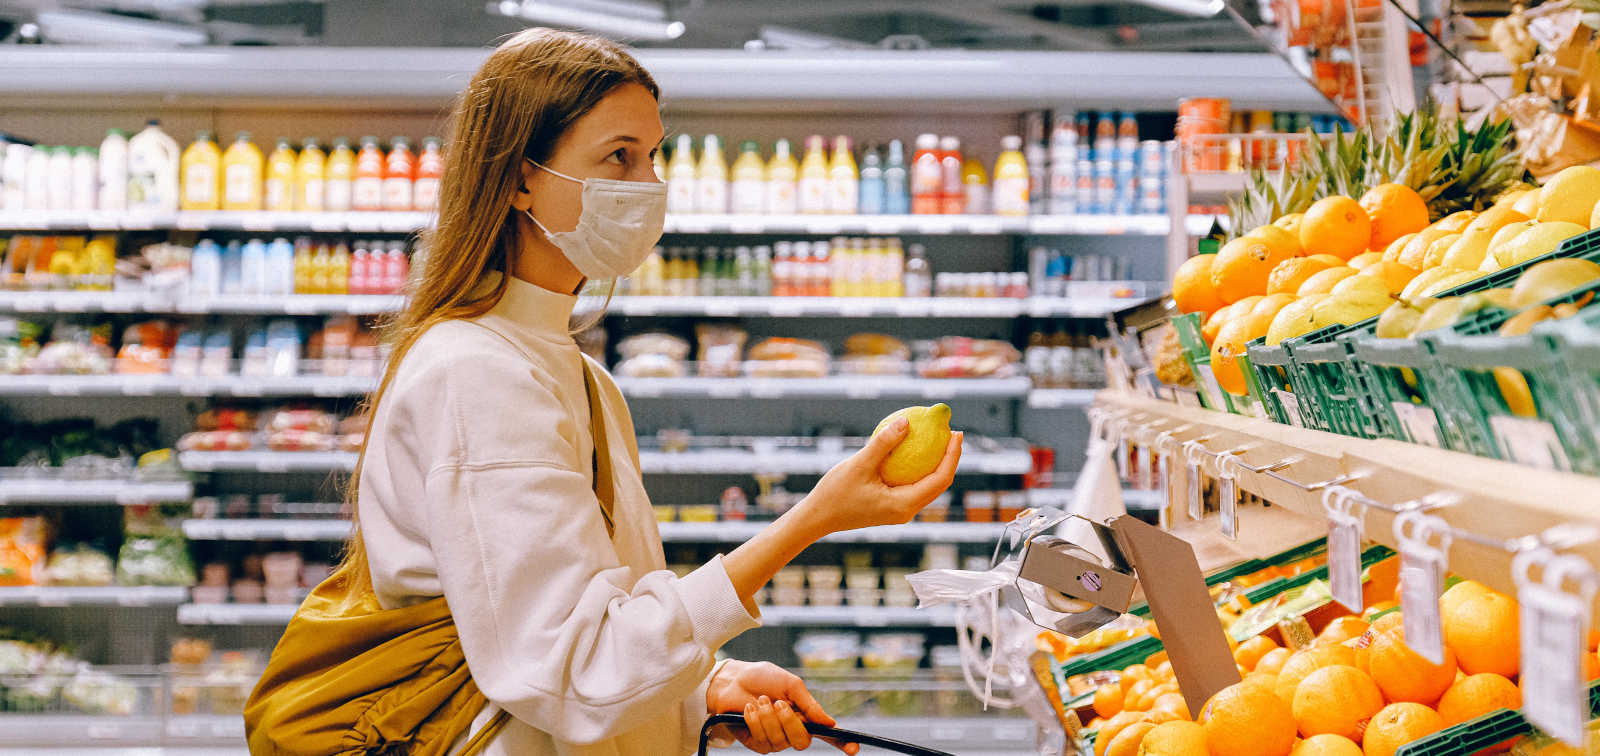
[628,162,662,184]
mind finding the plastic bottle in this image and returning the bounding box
[190,239,222,296]
[413,137,443,212]
[383,136,415,211]
[666,134,696,215]
[265,138,297,212]
[241,238,268,295]
[961,156,988,216]
[1049,327,1074,389]
[938,137,964,215]
[324,138,355,212]
[885,237,905,297]
[349,242,370,295]
[97,129,128,212]
[70,147,97,211]
[309,242,332,294]
[47,147,74,211]
[1117,111,1139,159]
[1025,328,1050,387]
[266,237,295,296]
[293,237,315,294]
[699,247,719,296]
[796,135,829,215]
[695,135,728,215]
[221,240,244,295]
[1,144,28,210]
[752,245,772,296]
[221,132,264,211]
[764,139,798,216]
[181,131,223,211]
[857,144,885,215]
[729,140,765,215]
[681,246,700,297]
[1094,111,1117,161]
[810,240,832,296]
[24,148,49,211]
[295,138,326,213]
[352,136,384,212]
[883,139,909,215]
[992,135,1030,216]
[826,136,858,215]
[903,242,931,298]
[771,241,793,296]
[383,241,408,294]
[910,134,941,215]
[127,120,179,213]
[329,241,351,295]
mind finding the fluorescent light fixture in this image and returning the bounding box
[35,8,208,46]
[488,0,684,41]
[753,25,871,51]
[1127,0,1227,17]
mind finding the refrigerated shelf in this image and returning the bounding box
[0,477,192,504]
[0,585,189,607]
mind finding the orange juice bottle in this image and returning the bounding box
[827,136,858,215]
[351,136,384,211]
[179,131,222,211]
[221,132,264,211]
[324,138,355,212]
[295,138,326,212]
[412,137,443,211]
[264,138,297,212]
[382,136,415,211]
[797,135,829,215]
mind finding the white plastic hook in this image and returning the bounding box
[1394,509,1453,664]
[1323,485,1367,612]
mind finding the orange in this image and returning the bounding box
[1436,673,1520,725]
[1153,692,1193,720]
[1380,233,1417,263]
[1300,196,1373,260]
[1211,310,1272,396]
[1236,636,1282,671]
[1252,224,1306,257]
[1396,227,1452,270]
[1174,254,1227,316]
[1361,703,1445,756]
[1097,711,1147,756]
[1203,299,1247,344]
[1145,709,1185,725]
[1357,261,1421,295]
[1369,612,1404,636]
[1268,257,1337,295]
[1308,253,1347,267]
[1127,680,1157,711]
[1275,645,1360,705]
[1139,720,1209,755]
[1359,183,1430,250]
[1291,734,1364,756]
[1292,665,1384,741]
[1440,583,1519,678]
[1368,629,1458,705]
[1214,234,1301,303]
[1106,721,1158,756]
[1256,647,1293,676]
[1200,680,1297,756]
[1317,617,1371,646]
[1275,213,1306,239]
[1251,293,1300,322]
[1097,683,1128,718]
[1297,267,1359,296]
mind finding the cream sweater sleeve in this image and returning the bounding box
[400,341,758,745]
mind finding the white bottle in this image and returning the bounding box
[70,147,97,211]
[24,147,50,210]
[666,133,696,215]
[695,134,728,214]
[241,238,268,295]
[1,144,29,210]
[189,239,222,297]
[127,120,180,213]
[266,237,295,296]
[45,147,73,211]
[98,129,129,212]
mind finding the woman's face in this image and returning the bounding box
[520,82,664,234]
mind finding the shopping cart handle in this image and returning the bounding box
[698,712,956,756]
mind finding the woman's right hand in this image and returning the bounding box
[796,418,963,537]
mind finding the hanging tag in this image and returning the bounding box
[1156,450,1172,531]
[1116,437,1131,482]
[1324,487,1366,612]
[1277,615,1317,651]
[1185,442,1204,522]
[1139,441,1155,491]
[1515,551,1598,747]
[1217,457,1238,540]
[1395,510,1450,665]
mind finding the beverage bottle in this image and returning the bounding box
[753,245,773,296]
[696,136,728,215]
[241,238,267,295]
[1026,120,1049,215]
[666,134,696,215]
[729,140,765,215]
[267,237,295,296]
[1075,157,1095,215]
[660,248,679,296]
[699,247,718,296]
[826,136,858,215]
[827,237,846,297]
[885,237,905,297]
[1048,111,1078,215]
[1117,111,1139,159]
[349,243,370,295]
[883,139,909,215]
[383,241,409,294]
[848,238,869,297]
[1025,328,1050,387]
[128,120,180,212]
[70,147,97,211]
[938,136,964,214]
[910,134,941,215]
[1094,111,1117,161]
[810,240,831,296]
[1093,159,1115,216]
[765,139,798,215]
[98,129,128,212]
[189,239,222,296]
[903,242,931,298]
[180,131,222,211]
[961,156,988,216]
[1049,327,1075,389]
[790,241,811,296]
[309,242,331,294]
[23,147,48,210]
[992,135,1031,216]
[2,144,28,210]
[47,147,74,211]
[413,136,443,211]
[295,138,327,212]
[265,138,297,212]
[637,248,665,295]
[221,132,264,211]
[796,135,829,214]
[221,240,244,295]
[329,241,351,295]
[733,246,754,296]
[324,137,355,212]
[681,246,700,296]
[293,237,315,293]
[857,145,885,215]
[652,149,666,182]
[383,136,415,211]
[772,241,793,296]
[351,136,385,211]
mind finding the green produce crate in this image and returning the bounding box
[1129,537,1330,618]
[1171,313,1235,414]
[1243,338,1307,427]
[1393,679,1600,756]
[1550,314,1600,459]
[1280,318,1395,439]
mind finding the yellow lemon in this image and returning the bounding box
[1439,233,1492,270]
[874,403,953,485]
[1421,233,1462,269]
[1296,267,1360,296]
[1536,165,1600,226]
[1497,221,1587,267]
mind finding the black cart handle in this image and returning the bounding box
[698,713,956,756]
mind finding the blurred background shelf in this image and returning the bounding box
[0,477,192,504]
[0,585,188,607]
[613,376,1032,400]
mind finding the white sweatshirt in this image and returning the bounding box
[357,273,761,755]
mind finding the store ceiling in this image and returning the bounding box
[0,0,1268,52]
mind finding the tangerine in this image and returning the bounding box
[1368,629,1458,705]
[1097,711,1147,756]
[1256,647,1294,676]
[1301,196,1373,261]
[1317,617,1372,646]
[1236,636,1282,671]
[1275,645,1360,705]
[1436,673,1520,726]
[1211,310,1273,395]
[1440,584,1519,678]
[1200,680,1298,756]
[1096,683,1127,719]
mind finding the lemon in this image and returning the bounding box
[1462,206,1528,238]
[1266,295,1325,345]
[874,403,953,486]
[1375,298,1435,338]
[1498,221,1586,267]
[1508,258,1600,308]
[1486,220,1539,267]
[1432,210,1478,232]
[1422,232,1463,269]
[1401,266,1473,300]
[1348,251,1383,270]
[1312,288,1391,330]
[1512,189,1540,217]
[1296,267,1359,296]
[1536,165,1600,226]
[1439,233,1492,270]
[1417,269,1486,297]
[1330,273,1394,301]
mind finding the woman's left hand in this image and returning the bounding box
[706,660,859,754]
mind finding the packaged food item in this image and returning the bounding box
[115,320,177,375]
[695,324,747,378]
[916,336,1022,379]
[0,517,48,587]
[28,321,115,375]
[337,414,367,453]
[42,543,114,587]
[795,632,860,672]
[0,317,44,375]
[115,534,195,587]
[744,336,828,378]
[839,332,910,376]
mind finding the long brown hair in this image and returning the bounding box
[330,28,659,604]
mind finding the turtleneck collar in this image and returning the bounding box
[474,272,578,345]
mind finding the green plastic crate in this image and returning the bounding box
[1550,315,1600,459]
[1244,338,1310,427]
[1172,313,1236,413]
[1281,318,1393,439]
[1394,679,1600,756]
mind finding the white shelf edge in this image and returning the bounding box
[1024,388,1098,409]
[0,478,192,504]
[614,376,1034,400]
[176,602,297,625]
[181,518,351,541]
[0,585,188,607]
[760,605,957,627]
[638,449,1031,476]
[177,450,358,473]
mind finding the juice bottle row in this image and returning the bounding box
[622,237,933,299]
[185,237,409,297]
[1022,322,1106,389]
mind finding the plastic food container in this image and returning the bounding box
[845,568,881,591]
[883,568,914,591]
[930,645,978,716]
[806,565,843,590]
[808,587,844,607]
[773,567,806,590]
[795,632,861,672]
[653,506,677,523]
[846,588,882,607]
[883,589,916,608]
[678,505,718,523]
[863,633,927,716]
[231,579,263,604]
[772,586,806,607]
[923,544,959,571]
[262,552,303,589]
[842,550,873,570]
[264,586,301,605]
[191,586,228,604]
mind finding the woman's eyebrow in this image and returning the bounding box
[599,134,665,149]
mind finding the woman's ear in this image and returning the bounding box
[511,159,539,212]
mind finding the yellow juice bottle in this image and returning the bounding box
[992,135,1030,216]
[295,138,326,212]
[180,131,222,211]
[264,138,297,212]
[729,141,766,215]
[323,137,355,212]
[765,138,799,215]
[797,135,829,215]
[221,132,264,211]
[666,134,696,215]
[827,136,858,215]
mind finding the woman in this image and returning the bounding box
[338,28,963,755]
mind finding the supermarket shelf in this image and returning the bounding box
[0,477,192,504]
[178,450,357,473]
[639,448,1032,475]
[0,290,404,315]
[659,521,1010,543]
[1185,172,1248,201]
[0,585,188,607]
[165,715,247,743]
[177,602,297,625]
[0,714,166,747]
[614,376,1032,400]
[611,296,1029,318]
[1025,388,1098,408]
[0,373,377,397]
[759,605,957,627]
[181,519,349,542]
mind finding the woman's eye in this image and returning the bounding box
[605,149,627,165]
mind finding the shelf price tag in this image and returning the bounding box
[1217,469,1238,540]
[1273,389,1304,427]
[1154,433,1174,531]
[1323,486,1366,612]
[1192,363,1226,411]
[1183,441,1206,522]
[1392,402,1442,448]
[1395,509,1450,665]
[1490,416,1571,471]
[1514,549,1598,747]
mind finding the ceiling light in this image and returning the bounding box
[487,0,684,41]
[34,8,207,46]
[1126,0,1227,18]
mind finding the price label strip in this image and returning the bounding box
[1323,486,1366,612]
[1490,415,1572,471]
[1395,509,1451,665]
[1514,549,1599,747]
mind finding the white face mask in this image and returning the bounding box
[523,159,667,280]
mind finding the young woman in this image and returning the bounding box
[336,28,963,755]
